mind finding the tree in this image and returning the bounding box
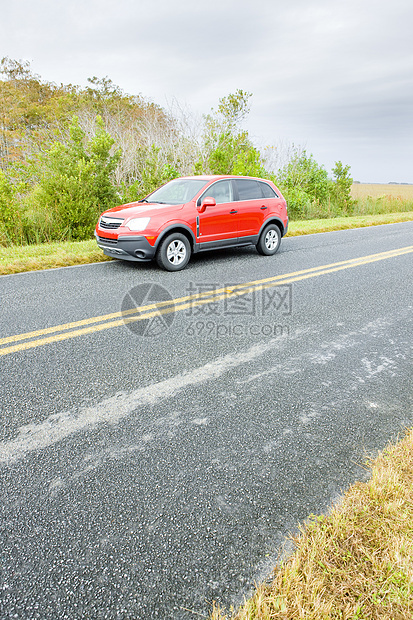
[331,160,354,214]
[217,89,252,128]
[197,90,268,177]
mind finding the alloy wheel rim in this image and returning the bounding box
[167,240,187,264]
[265,230,278,250]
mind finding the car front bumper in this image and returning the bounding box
[95,233,156,261]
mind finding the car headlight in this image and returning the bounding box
[125,217,151,232]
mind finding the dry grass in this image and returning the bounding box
[211,428,413,620]
[351,184,413,200]
[350,185,413,217]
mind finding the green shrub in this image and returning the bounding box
[0,170,23,244]
[331,161,355,214]
[279,186,313,220]
[27,116,121,241]
[120,145,179,203]
[275,150,357,220]
[276,149,330,207]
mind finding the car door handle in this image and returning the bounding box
[230,210,238,214]
[260,205,268,210]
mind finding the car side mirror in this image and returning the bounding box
[197,196,216,213]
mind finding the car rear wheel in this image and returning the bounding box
[156,233,191,271]
[256,224,281,256]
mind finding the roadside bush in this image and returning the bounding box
[0,170,22,244]
[120,145,178,203]
[198,130,268,177]
[351,194,413,216]
[278,186,313,220]
[276,149,330,207]
[25,117,121,241]
[331,160,355,214]
[275,149,358,220]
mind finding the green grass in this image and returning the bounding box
[0,212,412,276]
[211,428,413,619]
[287,212,413,236]
[0,239,112,275]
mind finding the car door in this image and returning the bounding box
[233,178,268,238]
[197,180,238,247]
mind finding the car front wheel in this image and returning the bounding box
[256,224,281,256]
[156,233,191,271]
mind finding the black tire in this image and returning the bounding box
[156,233,191,271]
[256,224,281,256]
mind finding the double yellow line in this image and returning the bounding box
[1,245,412,357]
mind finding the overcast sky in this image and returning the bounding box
[1,0,412,182]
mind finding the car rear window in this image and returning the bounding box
[259,181,278,198]
[234,179,263,200]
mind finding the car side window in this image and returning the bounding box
[199,180,233,205]
[234,179,262,200]
[259,181,278,198]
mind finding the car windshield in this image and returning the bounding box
[144,179,209,205]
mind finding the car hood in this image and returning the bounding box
[104,202,184,219]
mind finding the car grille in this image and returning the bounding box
[97,235,117,245]
[99,216,124,230]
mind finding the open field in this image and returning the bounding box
[351,183,413,200]
[350,184,413,217]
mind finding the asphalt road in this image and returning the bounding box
[1,222,412,619]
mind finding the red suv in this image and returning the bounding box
[95,175,288,271]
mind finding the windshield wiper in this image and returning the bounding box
[138,199,170,204]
